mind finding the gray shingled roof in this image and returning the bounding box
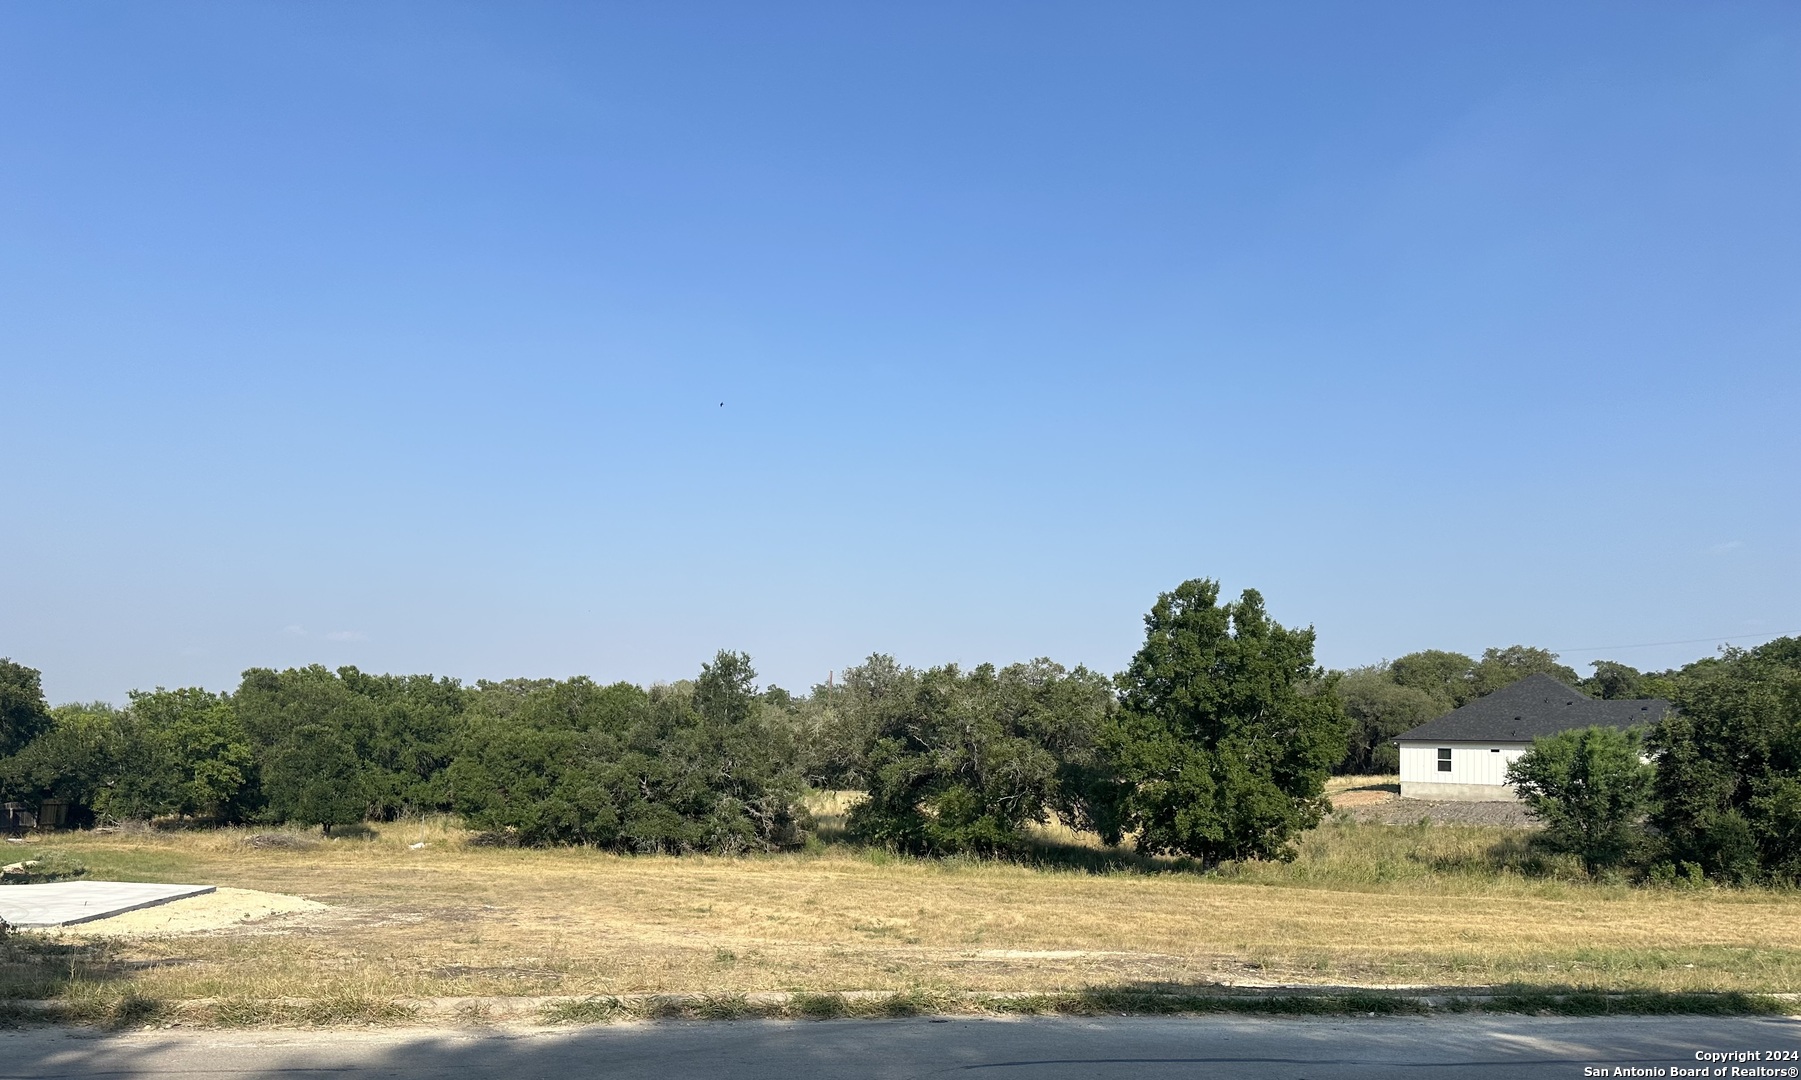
[1393,672,1670,743]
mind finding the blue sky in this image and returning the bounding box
[4,2,1798,703]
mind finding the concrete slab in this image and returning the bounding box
[0,882,216,928]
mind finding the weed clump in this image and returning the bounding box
[791,992,849,1019]
[542,996,631,1024]
[300,993,416,1025]
[1478,988,1788,1017]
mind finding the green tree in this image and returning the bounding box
[1336,667,1441,774]
[1388,650,1476,709]
[1581,660,1647,700]
[1,701,121,816]
[450,652,810,852]
[845,657,1115,855]
[5,686,254,824]
[695,651,758,727]
[113,688,254,820]
[683,651,811,853]
[1648,638,1801,883]
[262,724,367,836]
[0,659,54,757]
[1104,580,1348,865]
[234,665,464,823]
[788,655,910,791]
[445,678,598,845]
[1506,725,1654,874]
[1471,646,1580,698]
[235,665,373,825]
[334,668,464,817]
[235,665,372,748]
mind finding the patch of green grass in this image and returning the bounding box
[0,850,88,885]
[299,993,417,1025]
[692,993,756,1020]
[0,1003,49,1027]
[1214,820,1601,893]
[541,996,631,1024]
[54,984,172,1028]
[791,992,849,1019]
[985,990,1431,1017]
[105,993,165,1027]
[1475,988,1790,1017]
[211,998,282,1027]
[638,996,700,1020]
[0,937,120,1002]
[858,989,957,1018]
[202,994,417,1027]
[529,986,1790,1028]
[32,844,201,884]
[964,987,1787,1020]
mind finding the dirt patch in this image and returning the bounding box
[41,886,327,938]
[1328,787,1398,809]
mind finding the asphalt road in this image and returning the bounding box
[1,1015,1797,1079]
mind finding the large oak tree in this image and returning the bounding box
[1103,580,1347,865]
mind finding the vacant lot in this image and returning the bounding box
[2,785,1796,1020]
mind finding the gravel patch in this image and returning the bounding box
[1339,796,1537,828]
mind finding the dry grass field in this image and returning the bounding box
[1,781,1796,1023]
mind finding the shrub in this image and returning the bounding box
[845,658,1114,855]
[1648,638,1801,884]
[1506,725,1653,874]
[450,652,810,852]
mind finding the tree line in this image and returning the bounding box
[0,580,1344,864]
[1507,636,1801,884]
[1,579,1795,882]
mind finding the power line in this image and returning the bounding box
[1553,631,1797,655]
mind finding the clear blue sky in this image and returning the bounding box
[4,3,1798,704]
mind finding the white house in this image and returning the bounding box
[1393,673,1668,802]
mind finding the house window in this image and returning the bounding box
[1437,748,1452,772]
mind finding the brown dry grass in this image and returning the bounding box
[1,786,1795,1019]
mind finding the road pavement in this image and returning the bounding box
[1,1015,1797,1079]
